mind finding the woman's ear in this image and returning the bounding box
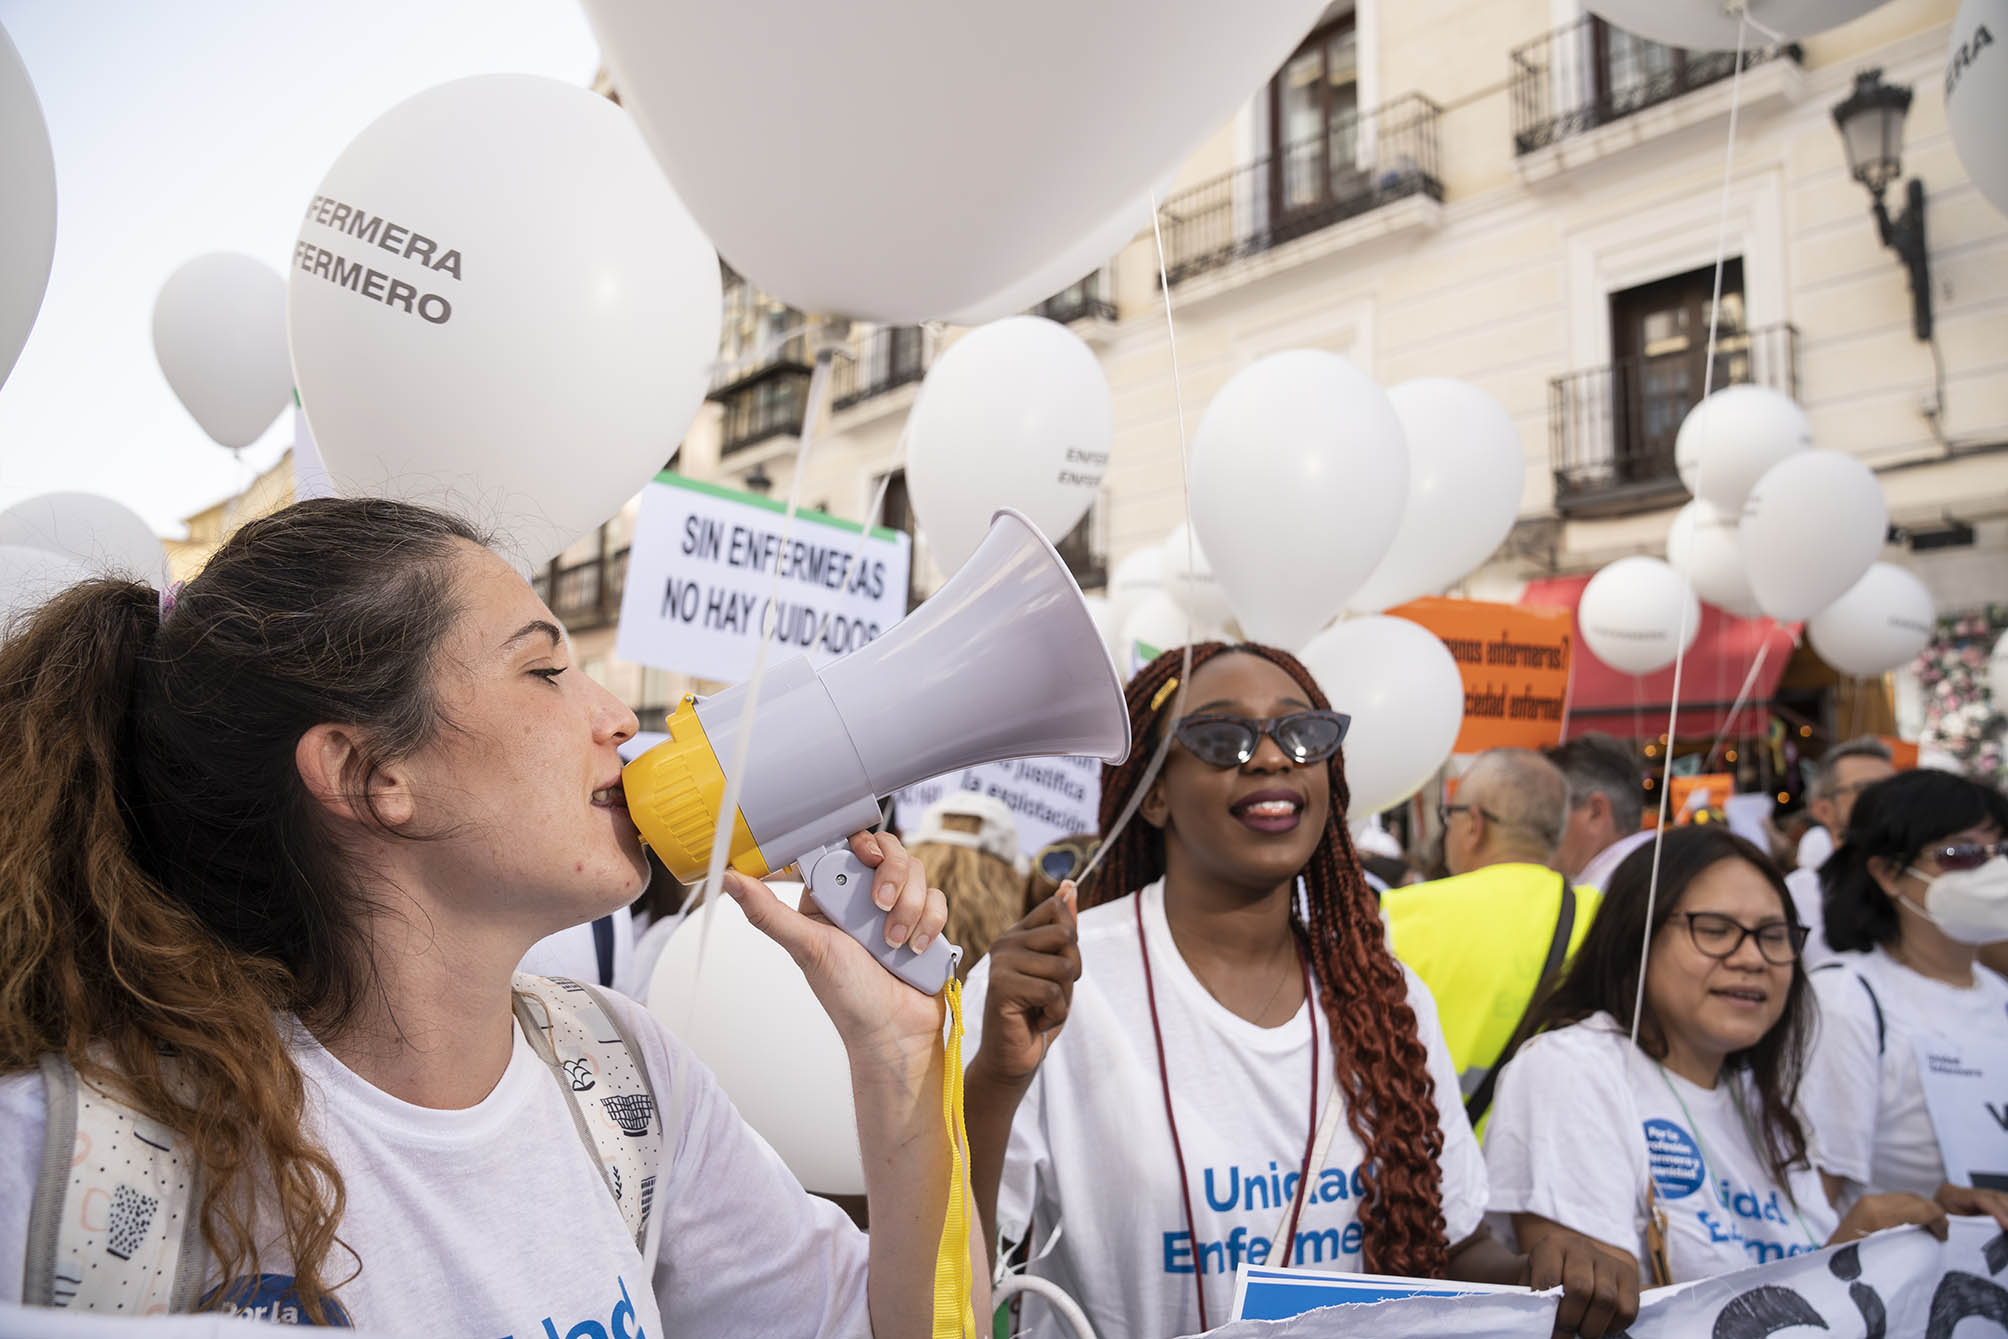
[1865,853,1906,898]
[1139,771,1170,831]
[295,724,415,830]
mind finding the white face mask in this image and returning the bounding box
[1899,856,2008,945]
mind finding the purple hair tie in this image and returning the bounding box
[158,580,185,622]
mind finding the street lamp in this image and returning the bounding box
[1831,68,1932,341]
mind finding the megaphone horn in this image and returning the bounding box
[624,508,1133,994]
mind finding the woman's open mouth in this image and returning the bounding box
[591,783,628,811]
[1231,789,1304,834]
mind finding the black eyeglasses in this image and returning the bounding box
[1035,837,1100,883]
[1679,912,1808,965]
[1918,839,2008,872]
[1171,710,1350,769]
[1437,803,1504,828]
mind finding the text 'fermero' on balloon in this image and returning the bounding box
[292,195,462,325]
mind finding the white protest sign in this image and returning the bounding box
[1913,1034,2008,1192]
[616,473,911,684]
[1202,1217,2008,1338]
[895,756,1102,860]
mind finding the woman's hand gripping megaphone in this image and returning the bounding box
[722,830,953,1061]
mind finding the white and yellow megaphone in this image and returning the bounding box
[623,508,1132,994]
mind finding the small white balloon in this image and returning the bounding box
[1189,351,1409,648]
[1298,615,1465,817]
[1740,451,1887,622]
[153,253,295,449]
[1948,0,2008,217]
[905,317,1113,574]
[1675,385,1812,515]
[1807,563,1935,676]
[1584,0,1887,49]
[647,890,862,1195]
[1159,523,1236,631]
[1107,546,1165,642]
[1578,556,1701,676]
[0,544,91,637]
[288,75,721,567]
[1122,591,1215,671]
[1347,378,1522,614]
[1667,499,1761,618]
[0,492,167,583]
[0,22,56,390]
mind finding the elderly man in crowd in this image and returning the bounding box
[1545,733,1651,892]
[1384,748,1597,1124]
[1789,735,1897,966]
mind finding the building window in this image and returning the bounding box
[1268,16,1360,223]
[1609,259,1746,475]
[877,469,920,611]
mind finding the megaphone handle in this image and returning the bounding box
[803,845,961,997]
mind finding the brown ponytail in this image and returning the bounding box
[0,498,487,1316]
[1083,642,1451,1279]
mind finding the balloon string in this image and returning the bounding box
[1078,191,1196,887]
[1703,630,1774,765]
[1631,12,1750,1055]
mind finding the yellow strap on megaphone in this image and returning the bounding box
[934,978,975,1338]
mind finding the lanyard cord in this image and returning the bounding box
[1135,893,1320,1330]
[1651,1061,1821,1250]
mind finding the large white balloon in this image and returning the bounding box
[1584,0,1888,49]
[1667,499,1761,618]
[1159,523,1236,631]
[941,187,1153,327]
[1298,616,1465,817]
[0,22,56,390]
[1347,378,1521,614]
[0,544,90,637]
[287,75,721,567]
[1189,351,1409,649]
[154,253,294,450]
[905,317,1113,574]
[1740,451,1888,622]
[1122,591,1217,670]
[1107,546,1165,643]
[0,492,167,583]
[1675,385,1812,515]
[1807,563,1935,676]
[1948,0,2008,217]
[1578,556,1701,675]
[582,0,1326,321]
[647,890,862,1195]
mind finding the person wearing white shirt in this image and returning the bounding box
[1784,736,1896,966]
[1801,769,2008,1209]
[1484,826,1984,1290]
[1547,733,1652,892]
[961,643,1632,1339]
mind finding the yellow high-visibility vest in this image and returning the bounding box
[1384,862,1600,1100]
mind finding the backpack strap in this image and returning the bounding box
[1812,962,1887,1057]
[25,1053,207,1314]
[512,974,669,1255]
[1465,875,1577,1125]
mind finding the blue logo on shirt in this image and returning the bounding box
[202,1274,353,1327]
[1643,1118,1706,1199]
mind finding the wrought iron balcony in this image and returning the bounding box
[1510,16,1800,156]
[708,329,811,399]
[1157,94,1443,287]
[1032,270,1117,325]
[546,544,630,632]
[720,374,811,456]
[831,326,929,410]
[1550,322,1798,517]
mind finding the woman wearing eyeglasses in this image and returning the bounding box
[961,644,1633,1339]
[1800,770,2008,1212]
[1483,825,1979,1289]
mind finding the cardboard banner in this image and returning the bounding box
[1222,1217,2008,1336]
[615,473,911,684]
[1389,597,1574,753]
[893,756,1103,861]
[1669,772,1735,823]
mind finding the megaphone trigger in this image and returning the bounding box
[803,844,961,996]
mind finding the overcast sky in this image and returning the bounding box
[0,1,601,536]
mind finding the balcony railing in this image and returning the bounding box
[1157,94,1443,287]
[831,326,929,410]
[1033,270,1117,325]
[708,329,810,399]
[1510,17,1800,155]
[720,374,812,456]
[546,544,630,631]
[1550,322,1798,516]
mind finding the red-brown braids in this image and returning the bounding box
[1081,643,1451,1278]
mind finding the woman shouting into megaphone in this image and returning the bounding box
[0,498,983,1337]
[962,642,1634,1338]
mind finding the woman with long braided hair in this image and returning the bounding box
[963,642,1634,1337]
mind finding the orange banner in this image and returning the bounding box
[1669,773,1736,825]
[1879,736,1921,770]
[1389,597,1574,753]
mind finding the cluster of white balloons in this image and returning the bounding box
[0,492,170,634]
[1581,383,1931,682]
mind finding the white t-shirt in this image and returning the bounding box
[1,990,868,1335]
[1484,1013,1835,1284]
[1802,948,2008,1198]
[1784,867,1844,971]
[1796,826,1835,873]
[1575,830,1656,894]
[962,880,1487,1339]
